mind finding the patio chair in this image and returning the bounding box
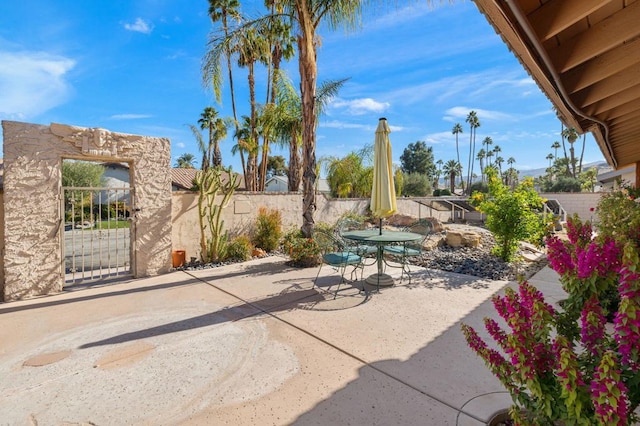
[383,219,434,283]
[335,218,378,263]
[313,229,365,298]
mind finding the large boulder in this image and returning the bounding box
[446,230,481,248]
[462,232,481,248]
[386,214,416,227]
[446,231,464,248]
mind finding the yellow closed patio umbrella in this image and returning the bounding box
[371,117,397,234]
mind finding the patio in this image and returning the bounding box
[0,256,563,425]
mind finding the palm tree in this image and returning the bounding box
[482,137,493,166]
[267,70,347,192]
[232,116,255,179]
[578,133,586,175]
[546,153,554,167]
[198,106,228,169]
[476,148,486,183]
[562,127,579,178]
[434,159,443,189]
[551,141,561,159]
[272,0,372,237]
[452,123,463,187]
[442,160,459,193]
[256,12,296,190]
[495,156,504,178]
[175,153,197,169]
[465,111,480,193]
[492,145,501,165]
[206,0,241,126]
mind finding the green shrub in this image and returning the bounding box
[403,172,431,196]
[253,207,282,252]
[439,188,451,196]
[596,185,640,246]
[471,169,548,261]
[281,228,321,267]
[549,176,582,192]
[468,181,488,194]
[224,235,253,261]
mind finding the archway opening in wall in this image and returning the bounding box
[61,158,134,287]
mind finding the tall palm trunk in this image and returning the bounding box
[221,13,245,180]
[467,131,473,193]
[560,123,570,177]
[579,133,586,174]
[296,2,318,238]
[289,133,302,192]
[455,134,462,187]
[246,62,257,191]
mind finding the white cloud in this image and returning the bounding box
[123,18,153,34]
[175,141,185,149]
[110,114,152,120]
[321,120,371,130]
[330,97,390,115]
[443,106,514,122]
[0,50,75,119]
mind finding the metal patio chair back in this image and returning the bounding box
[313,229,364,298]
[383,219,434,283]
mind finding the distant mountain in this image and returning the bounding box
[518,161,609,179]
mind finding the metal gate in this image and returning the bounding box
[62,186,134,286]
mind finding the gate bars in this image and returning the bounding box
[62,186,133,285]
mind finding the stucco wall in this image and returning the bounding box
[539,192,603,222]
[171,192,607,261]
[172,192,451,260]
[2,121,172,301]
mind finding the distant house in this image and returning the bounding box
[170,168,246,191]
[100,162,131,204]
[264,175,330,193]
[597,165,636,191]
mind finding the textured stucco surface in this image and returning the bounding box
[2,121,171,301]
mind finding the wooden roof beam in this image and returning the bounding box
[562,37,640,94]
[528,0,608,41]
[585,86,640,117]
[548,1,640,73]
[572,65,640,108]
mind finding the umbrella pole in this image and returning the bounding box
[379,218,382,235]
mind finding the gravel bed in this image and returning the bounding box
[176,225,549,282]
[411,225,548,281]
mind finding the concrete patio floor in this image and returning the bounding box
[0,256,563,425]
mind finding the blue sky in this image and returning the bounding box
[0,1,607,176]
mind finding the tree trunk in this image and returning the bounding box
[296,3,317,238]
[247,62,257,191]
[289,132,301,192]
[579,134,586,174]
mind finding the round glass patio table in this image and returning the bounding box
[341,229,422,287]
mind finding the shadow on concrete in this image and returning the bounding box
[78,287,327,349]
[0,274,203,314]
[290,283,511,425]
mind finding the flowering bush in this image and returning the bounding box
[281,229,322,267]
[462,212,640,425]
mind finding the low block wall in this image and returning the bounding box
[539,192,602,222]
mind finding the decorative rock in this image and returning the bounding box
[446,231,464,247]
[252,248,267,257]
[386,214,416,227]
[462,232,481,248]
[424,217,444,233]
